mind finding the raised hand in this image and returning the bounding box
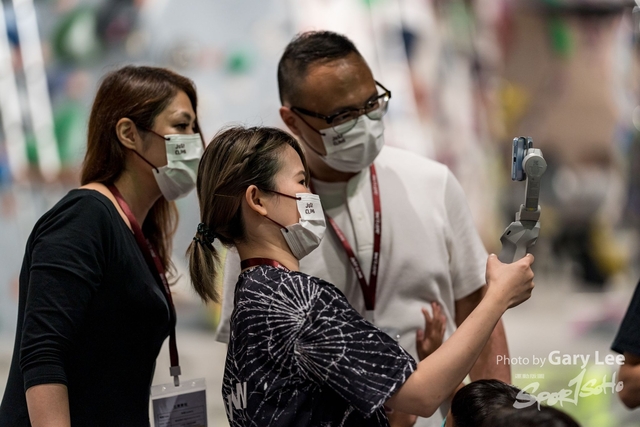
[485,253,535,310]
[416,302,446,361]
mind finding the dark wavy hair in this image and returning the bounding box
[81,65,200,274]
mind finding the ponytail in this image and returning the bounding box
[187,223,220,303]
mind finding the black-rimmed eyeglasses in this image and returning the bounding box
[291,81,391,135]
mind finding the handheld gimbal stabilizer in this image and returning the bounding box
[498,137,547,263]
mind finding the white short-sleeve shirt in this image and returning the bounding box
[216,146,488,426]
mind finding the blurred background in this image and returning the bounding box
[0,0,639,425]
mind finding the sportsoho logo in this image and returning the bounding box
[496,351,625,409]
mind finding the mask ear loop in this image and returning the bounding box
[263,189,301,201]
[259,188,302,233]
[131,150,160,173]
[263,214,289,233]
[128,123,170,173]
[292,111,330,157]
[141,127,170,141]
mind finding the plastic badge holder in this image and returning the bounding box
[379,327,401,342]
[151,378,208,427]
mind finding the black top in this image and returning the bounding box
[0,190,172,426]
[612,279,640,357]
[223,265,416,427]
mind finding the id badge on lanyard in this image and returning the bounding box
[108,185,208,427]
[151,379,207,427]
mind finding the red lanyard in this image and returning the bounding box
[107,185,182,386]
[241,257,291,272]
[322,164,382,322]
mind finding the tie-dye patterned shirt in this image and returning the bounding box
[222,265,417,427]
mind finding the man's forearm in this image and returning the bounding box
[469,318,510,382]
[455,285,511,383]
[619,354,640,409]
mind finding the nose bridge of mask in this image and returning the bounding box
[164,134,204,165]
[322,115,384,155]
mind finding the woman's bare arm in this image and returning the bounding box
[386,254,535,416]
[26,384,71,427]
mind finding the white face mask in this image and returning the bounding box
[282,193,326,259]
[153,133,203,201]
[266,192,326,260]
[318,115,385,173]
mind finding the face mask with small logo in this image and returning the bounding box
[264,191,326,260]
[317,115,385,173]
[155,134,204,200]
[133,129,204,201]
